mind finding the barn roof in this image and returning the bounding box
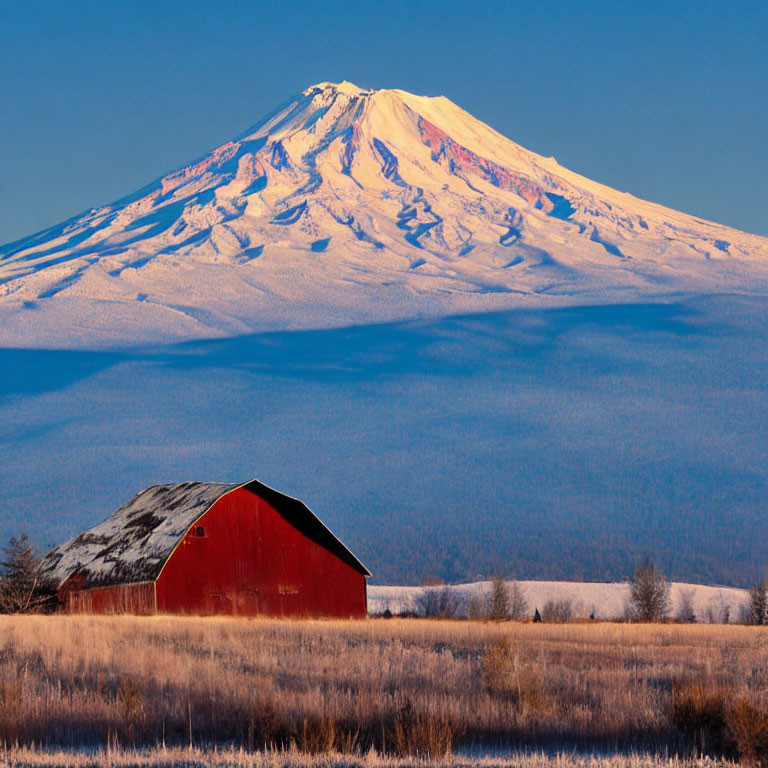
[40,480,370,589]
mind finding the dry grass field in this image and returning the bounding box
[0,616,766,763]
[0,746,746,768]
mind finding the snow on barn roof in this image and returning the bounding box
[40,480,369,589]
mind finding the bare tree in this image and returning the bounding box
[746,581,767,625]
[675,587,696,623]
[437,586,459,619]
[485,577,528,621]
[541,598,574,623]
[628,560,670,622]
[508,581,528,620]
[705,592,731,624]
[487,576,510,621]
[466,594,485,620]
[0,534,50,613]
[417,584,458,619]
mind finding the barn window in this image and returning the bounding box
[194,525,206,538]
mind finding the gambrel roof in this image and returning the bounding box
[40,479,369,589]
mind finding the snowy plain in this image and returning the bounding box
[368,580,748,622]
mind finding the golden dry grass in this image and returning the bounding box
[0,745,743,768]
[0,616,765,756]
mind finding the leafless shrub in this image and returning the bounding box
[676,588,697,624]
[417,585,458,618]
[296,716,337,754]
[466,594,485,620]
[726,699,768,767]
[487,576,510,620]
[628,561,670,622]
[746,581,767,625]
[0,678,23,742]
[481,637,513,697]
[389,700,453,758]
[669,677,768,764]
[704,594,731,625]
[116,677,145,741]
[541,598,573,623]
[485,578,528,621]
[247,700,287,750]
[508,580,528,620]
[669,678,730,756]
[291,713,359,755]
[480,638,542,711]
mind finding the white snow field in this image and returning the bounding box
[1,81,766,348]
[368,580,748,622]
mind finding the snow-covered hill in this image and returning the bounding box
[368,580,748,623]
[1,81,766,348]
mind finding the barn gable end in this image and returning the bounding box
[155,487,367,617]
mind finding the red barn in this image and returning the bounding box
[39,480,370,617]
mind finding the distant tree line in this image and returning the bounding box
[385,560,768,625]
[411,576,581,623]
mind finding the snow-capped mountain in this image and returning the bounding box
[1,80,766,347]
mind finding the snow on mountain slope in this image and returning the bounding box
[1,81,766,348]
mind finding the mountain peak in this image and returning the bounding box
[0,83,766,348]
[307,80,370,97]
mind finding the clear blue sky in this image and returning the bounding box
[1,0,766,243]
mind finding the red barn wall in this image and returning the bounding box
[65,581,156,615]
[155,488,367,618]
